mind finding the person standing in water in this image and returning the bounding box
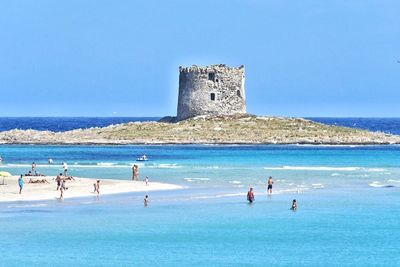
[291,199,297,211]
[62,162,68,177]
[18,175,24,194]
[247,187,255,203]
[48,158,53,164]
[144,195,149,207]
[145,176,149,186]
[134,165,139,181]
[32,162,36,173]
[267,176,274,195]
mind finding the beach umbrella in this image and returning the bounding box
[0,171,11,185]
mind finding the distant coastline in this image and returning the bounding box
[1,115,399,145]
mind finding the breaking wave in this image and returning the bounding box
[264,166,386,172]
[184,178,210,183]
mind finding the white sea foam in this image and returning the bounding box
[97,162,115,166]
[7,203,48,208]
[147,163,181,169]
[312,183,324,189]
[369,181,395,188]
[263,166,386,172]
[184,178,210,182]
[229,181,241,184]
[388,179,400,183]
[369,181,385,188]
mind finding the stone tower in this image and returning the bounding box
[177,64,246,121]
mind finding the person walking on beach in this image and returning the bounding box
[145,176,149,186]
[144,195,149,207]
[247,187,255,203]
[60,179,67,199]
[291,199,297,211]
[56,173,62,190]
[62,162,68,177]
[18,175,24,194]
[96,180,100,195]
[267,176,274,195]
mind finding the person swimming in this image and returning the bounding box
[291,199,297,211]
[247,187,255,203]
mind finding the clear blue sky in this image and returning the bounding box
[0,0,399,117]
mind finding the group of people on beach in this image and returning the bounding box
[132,164,150,186]
[15,160,151,204]
[17,161,75,200]
[247,176,298,211]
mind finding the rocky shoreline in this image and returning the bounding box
[0,115,399,145]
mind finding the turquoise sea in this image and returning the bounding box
[1,145,400,266]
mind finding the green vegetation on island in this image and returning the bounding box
[1,115,399,145]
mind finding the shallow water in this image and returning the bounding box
[0,145,400,266]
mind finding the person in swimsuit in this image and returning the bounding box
[291,199,297,211]
[62,162,68,177]
[247,187,255,203]
[267,176,273,195]
[18,175,24,194]
[134,165,139,181]
[96,180,100,195]
[60,179,67,199]
[56,173,62,190]
[145,176,149,186]
[144,195,149,207]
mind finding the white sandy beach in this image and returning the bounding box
[0,176,182,202]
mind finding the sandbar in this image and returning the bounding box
[0,176,182,202]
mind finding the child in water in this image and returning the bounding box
[291,199,297,210]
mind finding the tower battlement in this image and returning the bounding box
[176,64,246,121]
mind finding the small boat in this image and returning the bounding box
[136,155,148,161]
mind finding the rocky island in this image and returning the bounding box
[2,65,398,145]
[1,115,399,145]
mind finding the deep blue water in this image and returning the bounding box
[307,117,400,135]
[0,117,160,132]
[1,145,400,266]
[1,117,400,135]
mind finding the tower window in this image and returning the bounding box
[237,90,241,97]
[210,93,215,101]
[208,72,215,81]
